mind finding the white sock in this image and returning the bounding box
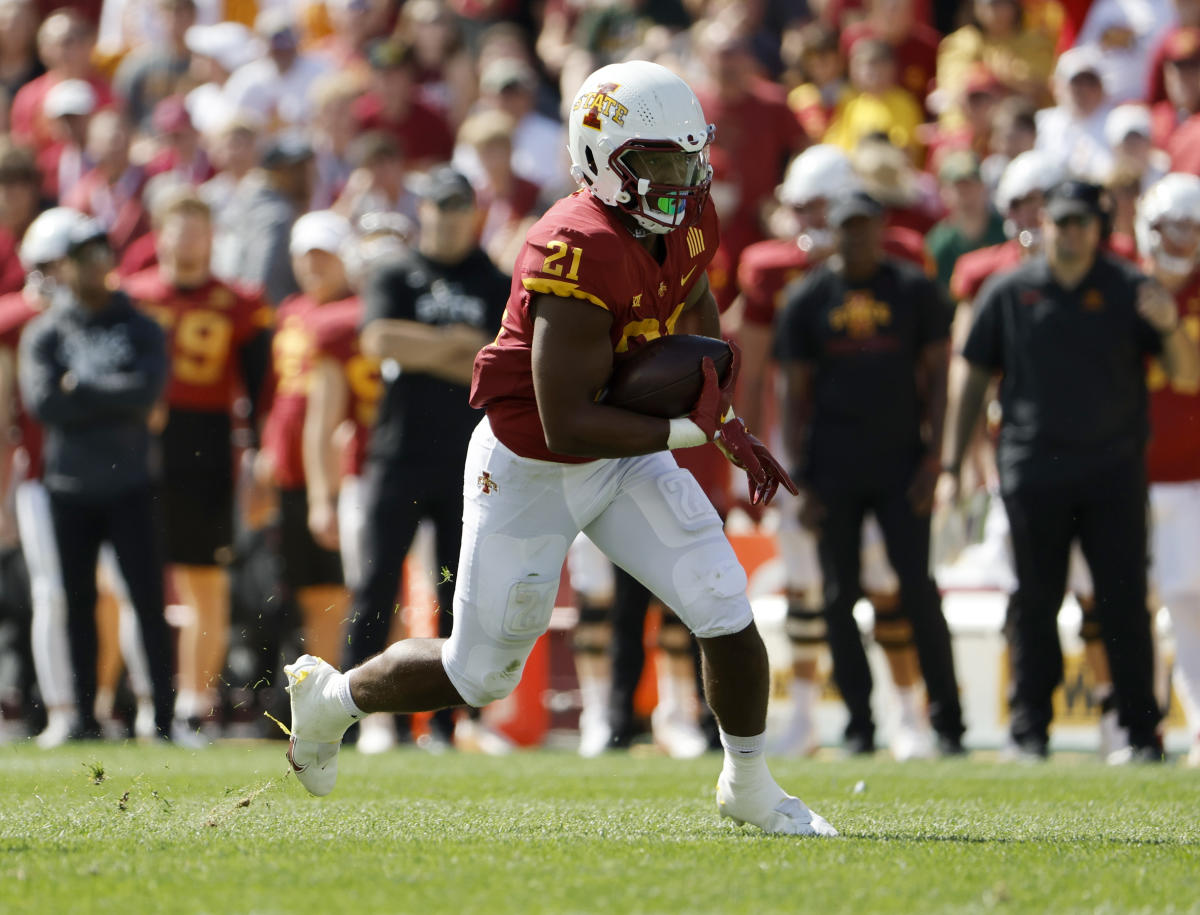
[335,670,366,720]
[578,673,610,722]
[720,728,773,781]
[175,689,199,720]
[895,686,923,727]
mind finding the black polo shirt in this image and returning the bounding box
[962,253,1163,491]
[774,257,951,486]
[362,248,509,467]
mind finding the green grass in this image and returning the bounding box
[1,742,1198,915]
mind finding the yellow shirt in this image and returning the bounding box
[824,87,925,156]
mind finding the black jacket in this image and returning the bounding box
[19,289,167,498]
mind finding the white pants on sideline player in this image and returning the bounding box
[566,531,616,607]
[442,417,753,708]
[337,475,366,592]
[1150,481,1200,741]
[16,480,152,713]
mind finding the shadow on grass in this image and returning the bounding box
[843,831,1199,847]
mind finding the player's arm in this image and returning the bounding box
[302,357,348,549]
[238,328,273,439]
[360,319,486,386]
[531,293,674,457]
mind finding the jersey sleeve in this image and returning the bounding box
[516,218,627,313]
[961,276,1005,370]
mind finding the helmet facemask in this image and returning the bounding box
[610,137,713,235]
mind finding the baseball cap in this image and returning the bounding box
[1164,27,1200,64]
[65,216,110,256]
[480,58,537,94]
[414,166,475,208]
[44,79,96,119]
[290,210,353,257]
[255,8,298,50]
[260,132,313,169]
[828,190,884,227]
[938,150,982,185]
[1105,104,1152,147]
[185,22,263,73]
[1055,46,1104,85]
[1044,180,1105,221]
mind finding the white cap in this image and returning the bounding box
[19,207,90,270]
[290,210,353,257]
[185,22,264,74]
[1055,46,1105,87]
[777,144,862,207]
[1105,104,1152,147]
[44,79,96,119]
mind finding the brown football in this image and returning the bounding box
[601,335,733,418]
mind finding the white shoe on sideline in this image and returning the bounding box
[716,771,838,837]
[578,708,611,758]
[455,718,515,756]
[1098,708,1129,760]
[652,706,708,759]
[36,711,76,750]
[355,714,396,756]
[1186,738,1200,769]
[134,699,157,740]
[285,655,352,796]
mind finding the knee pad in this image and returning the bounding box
[657,610,692,654]
[870,592,913,649]
[669,538,751,639]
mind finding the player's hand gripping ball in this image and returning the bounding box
[600,334,733,419]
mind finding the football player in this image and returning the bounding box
[734,144,936,759]
[1136,173,1200,767]
[282,61,834,836]
[124,190,272,740]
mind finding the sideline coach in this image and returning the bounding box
[940,181,1200,759]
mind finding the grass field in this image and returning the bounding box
[1,741,1198,915]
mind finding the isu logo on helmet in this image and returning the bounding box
[574,82,628,129]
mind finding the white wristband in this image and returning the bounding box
[667,417,709,449]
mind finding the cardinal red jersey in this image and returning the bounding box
[309,298,382,477]
[471,191,721,462]
[1146,273,1200,484]
[950,240,1023,303]
[0,291,44,479]
[739,230,932,329]
[124,270,272,411]
[262,295,322,489]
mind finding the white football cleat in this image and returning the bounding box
[35,710,75,750]
[577,707,612,758]
[455,717,516,756]
[716,771,838,837]
[285,655,352,797]
[355,713,397,756]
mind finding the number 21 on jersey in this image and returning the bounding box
[542,241,582,280]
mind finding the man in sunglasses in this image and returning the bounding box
[940,180,1200,760]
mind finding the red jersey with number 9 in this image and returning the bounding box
[309,298,381,477]
[124,269,272,411]
[1146,273,1200,483]
[471,190,721,462]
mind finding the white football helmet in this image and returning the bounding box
[777,145,861,208]
[19,207,92,271]
[1137,172,1200,275]
[567,60,713,235]
[995,150,1065,215]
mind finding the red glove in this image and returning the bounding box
[688,341,740,439]
[715,418,799,506]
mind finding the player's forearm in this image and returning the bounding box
[919,341,950,457]
[941,360,991,474]
[538,402,671,458]
[361,320,483,373]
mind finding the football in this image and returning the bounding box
[601,334,733,418]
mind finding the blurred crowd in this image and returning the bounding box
[0,0,1198,765]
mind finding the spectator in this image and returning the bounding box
[144,95,214,185]
[9,10,115,154]
[39,77,95,201]
[212,134,313,307]
[935,0,1055,110]
[1074,0,1175,106]
[785,22,848,142]
[334,131,418,228]
[840,0,939,107]
[353,38,455,172]
[981,95,1038,194]
[0,140,44,296]
[775,189,966,757]
[0,0,46,117]
[924,66,1004,171]
[224,9,333,129]
[399,0,477,129]
[317,0,393,69]
[941,180,1200,761]
[1034,47,1115,182]
[112,0,196,129]
[17,214,175,742]
[181,21,264,136]
[197,110,262,225]
[455,109,541,272]
[824,39,924,158]
[309,72,365,210]
[852,137,942,237]
[1106,104,1169,191]
[63,111,149,259]
[455,56,566,200]
[926,151,1006,295]
[123,190,272,740]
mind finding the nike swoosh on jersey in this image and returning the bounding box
[681,266,697,285]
